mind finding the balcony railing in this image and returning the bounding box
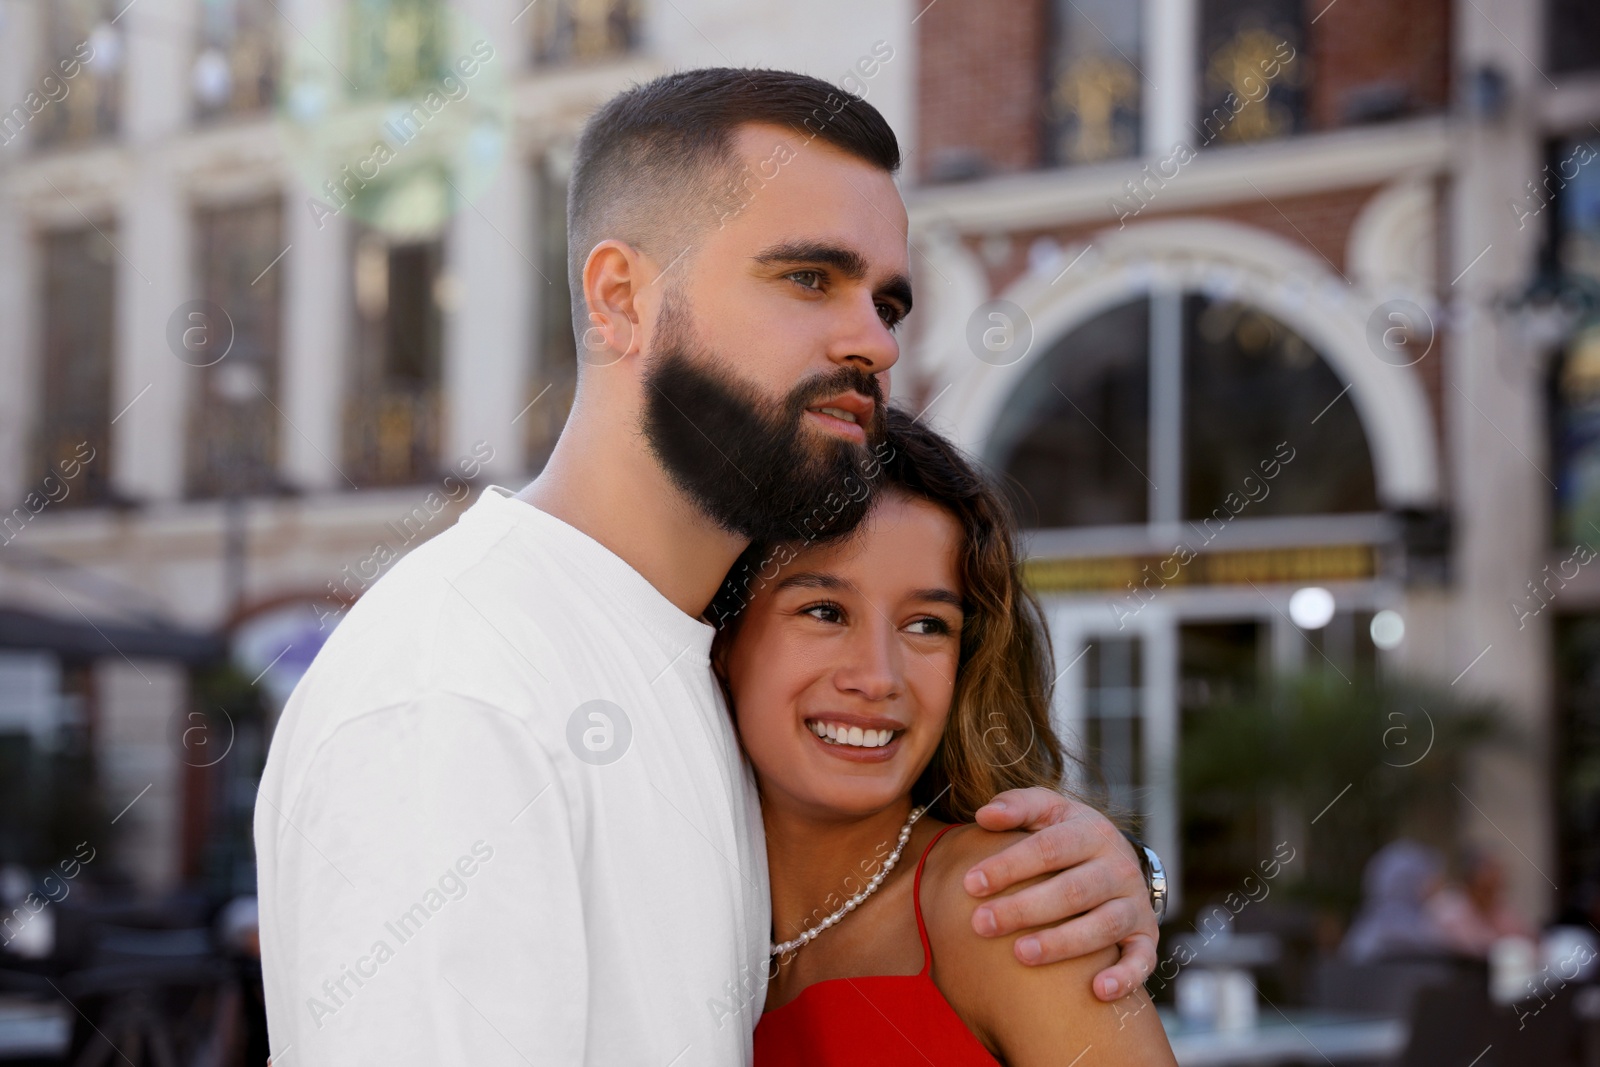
[32,2,122,148]
[186,382,281,498]
[344,388,442,489]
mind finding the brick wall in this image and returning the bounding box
[971,185,1383,294]
[914,0,1049,183]
[914,0,1452,187]
[1306,0,1452,128]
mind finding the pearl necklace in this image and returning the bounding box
[769,805,929,959]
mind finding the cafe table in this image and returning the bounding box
[0,996,68,1060]
[1160,1006,1409,1066]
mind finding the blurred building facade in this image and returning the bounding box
[0,0,1596,932]
[0,0,915,901]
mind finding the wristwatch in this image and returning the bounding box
[1139,844,1168,924]
[1123,831,1168,924]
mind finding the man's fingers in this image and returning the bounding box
[971,862,1120,936]
[964,806,1099,897]
[1094,933,1159,1000]
[1005,897,1146,967]
[972,785,1067,833]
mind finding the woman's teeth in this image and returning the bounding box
[808,721,898,748]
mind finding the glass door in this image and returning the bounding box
[1178,620,1269,917]
[1048,602,1180,914]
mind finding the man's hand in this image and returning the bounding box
[962,786,1158,1002]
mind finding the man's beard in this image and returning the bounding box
[638,287,887,547]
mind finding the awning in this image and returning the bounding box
[0,607,223,664]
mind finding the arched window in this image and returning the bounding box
[988,298,1149,528]
[989,292,1378,528]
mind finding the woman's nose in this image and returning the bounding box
[833,622,901,702]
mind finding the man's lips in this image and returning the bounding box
[805,408,868,442]
[803,390,876,442]
[808,390,876,424]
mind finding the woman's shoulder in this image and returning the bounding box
[917,822,1100,967]
[924,822,1028,867]
[918,823,1028,907]
[916,822,1178,1065]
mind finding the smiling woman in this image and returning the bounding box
[709,408,1177,1066]
[712,406,1072,825]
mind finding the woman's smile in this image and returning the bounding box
[804,715,906,761]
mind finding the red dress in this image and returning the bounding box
[753,823,1002,1065]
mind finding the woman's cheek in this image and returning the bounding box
[912,663,958,757]
[736,680,798,760]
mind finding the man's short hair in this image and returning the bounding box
[565,67,901,349]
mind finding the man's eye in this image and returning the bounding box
[878,304,905,330]
[788,270,824,290]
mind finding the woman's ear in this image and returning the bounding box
[708,631,731,689]
[709,644,739,718]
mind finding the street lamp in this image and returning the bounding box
[213,357,264,620]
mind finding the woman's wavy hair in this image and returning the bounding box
[708,405,1102,823]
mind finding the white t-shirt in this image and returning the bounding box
[254,486,770,1065]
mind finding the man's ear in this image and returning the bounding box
[580,238,649,367]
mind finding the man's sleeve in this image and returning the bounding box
[257,693,586,1065]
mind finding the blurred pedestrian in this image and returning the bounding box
[1341,839,1452,964]
[1426,848,1535,958]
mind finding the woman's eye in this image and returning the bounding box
[908,617,951,636]
[801,603,843,624]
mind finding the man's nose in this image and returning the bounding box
[829,293,899,378]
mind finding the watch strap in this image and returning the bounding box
[1121,828,1167,924]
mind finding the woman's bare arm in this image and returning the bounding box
[925,827,1178,1066]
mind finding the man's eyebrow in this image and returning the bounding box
[752,240,914,313]
[754,240,867,278]
[773,570,963,611]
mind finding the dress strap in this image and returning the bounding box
[912,823,964,978]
